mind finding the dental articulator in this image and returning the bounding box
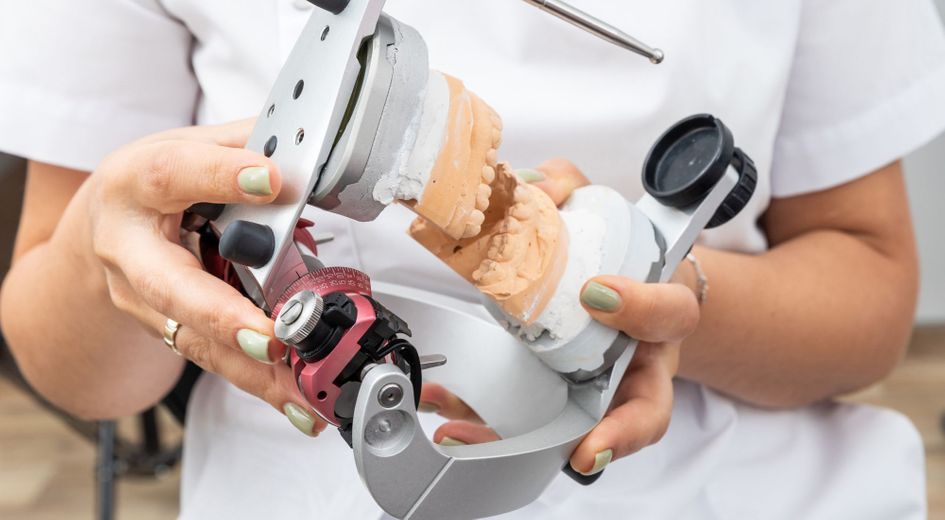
[185,1,758,518]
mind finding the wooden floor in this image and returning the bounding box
[1,328,943,520]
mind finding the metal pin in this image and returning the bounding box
[521,0,664,64]
[419,354,448,370]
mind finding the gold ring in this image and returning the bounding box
[163,319,183,356]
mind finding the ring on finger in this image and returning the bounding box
[163,319,183,356]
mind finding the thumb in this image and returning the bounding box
[518,158,590,206]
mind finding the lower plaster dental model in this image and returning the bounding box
[374,71,615,349]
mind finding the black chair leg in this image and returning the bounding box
[140,408,161,456]
[95,420,117,520]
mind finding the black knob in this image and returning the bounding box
[562,461,605,486]
[306,0,350,14]
[219,220,275,268]
[643,114,735,209]
[706,148,757,229]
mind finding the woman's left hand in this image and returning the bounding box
[419,159,701,476]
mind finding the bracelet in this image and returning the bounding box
[686,253,709,306]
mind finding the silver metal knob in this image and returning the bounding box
[274,291,324,345]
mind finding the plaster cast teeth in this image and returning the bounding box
[499,216,523,235]
[487,233,513,262]
[477,184,492,211]
[513,185,532,203]
[473,259,508,286]
[492,129,502,148]
[482,166,496,184]
[486,149,498,167]
[462,210,486,238]
[511,203,535,221]
[472,259,497,283]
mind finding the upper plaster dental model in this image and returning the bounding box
[375,71,610,348]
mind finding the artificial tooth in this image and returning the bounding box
[482,166,496,184]
[499,217,523,234]
[513,185,532,203]
[477,184,493,210]
[485,149,497,166]
[511,203,535,221]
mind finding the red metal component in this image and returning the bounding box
[270,266,375,426]
[290,294,377,426]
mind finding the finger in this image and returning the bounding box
[518,158,590,206]
[419,383,484,423]
[569,344,675,474]
[135,118,257,149]
[175,327,328,437]
[99,227,284,363]
[580,275,700,343]
[433,420,501,446]
[111,138,281,213]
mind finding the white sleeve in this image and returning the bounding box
[771,0,945,197]
[0,0,199,172]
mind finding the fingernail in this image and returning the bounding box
[418,402,440,413]
[238,166,272,196]
[578,449,613,476]
[283,403,318,437]
[581,282,621,312]
[438,437,467,447]
[515,169,545,183]
[237,329,273,364]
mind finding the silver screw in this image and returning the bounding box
[280,300,304,325]
[378,383,403,409]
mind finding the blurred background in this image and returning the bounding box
[2,5,945,520]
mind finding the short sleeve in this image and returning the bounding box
[771,0,945,197]
[0,0,199,171]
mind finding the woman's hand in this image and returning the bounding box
[420,159,700,475]
[87,119,326,436]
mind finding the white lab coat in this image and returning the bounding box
[1,1,944,518]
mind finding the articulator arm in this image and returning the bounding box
[193,1,757,518]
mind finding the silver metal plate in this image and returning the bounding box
[212,0,387,308]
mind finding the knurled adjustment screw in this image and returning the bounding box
[274,291,324,346]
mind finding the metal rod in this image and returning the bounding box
[521,0,664,64]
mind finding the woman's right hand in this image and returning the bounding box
[88,119,326,437]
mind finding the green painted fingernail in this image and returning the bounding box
[418,402,440,414]
[515,169,545,183]
[237,329,272,364]
[438,437,467,447]
[581,282,621,312]
[238,166,272,196]
[284,403,318,437]
[578,449,613,476]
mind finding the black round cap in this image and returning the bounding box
[219,220,275,269]
[643,114,735,209]
[306,0,350,14]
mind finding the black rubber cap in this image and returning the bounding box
[643,114,735,209]
[562,462,605,486]
[306,0,350,14]
[706,148,758,229]
[186,203,226,221]
[219,220,275,268]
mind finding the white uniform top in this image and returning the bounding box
[2,1,945,518]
